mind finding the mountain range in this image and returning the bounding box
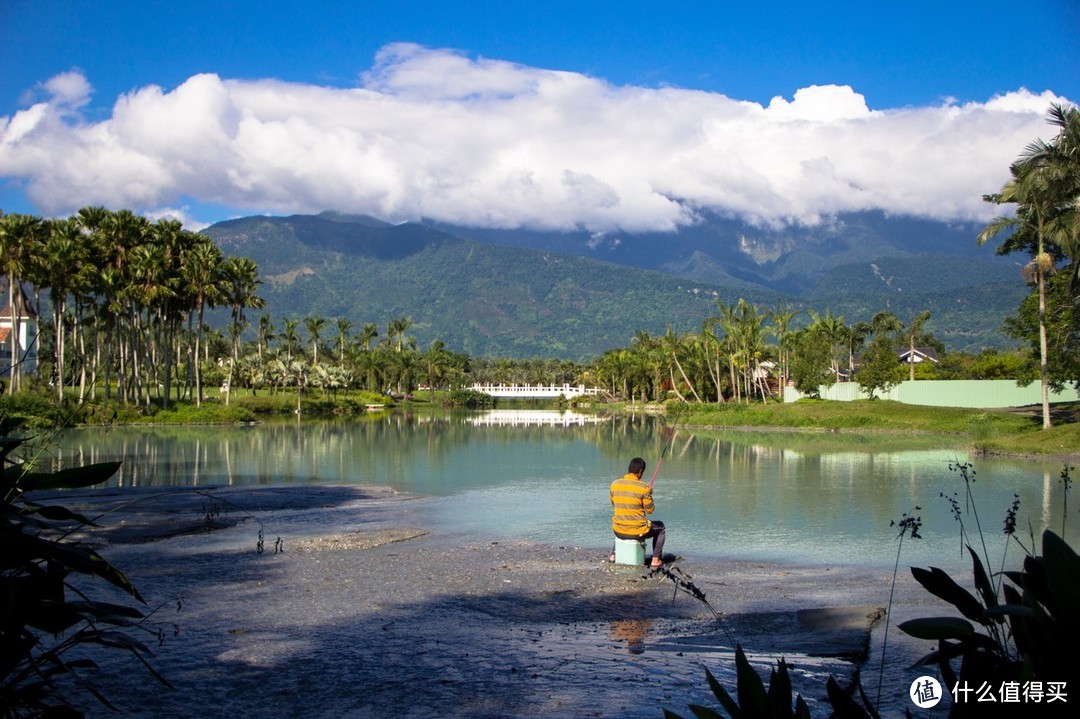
[201,210,1027,360]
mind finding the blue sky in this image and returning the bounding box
[1,0,1077,231]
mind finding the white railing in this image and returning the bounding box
[468,383,604,399]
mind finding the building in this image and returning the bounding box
[0,286,39,379]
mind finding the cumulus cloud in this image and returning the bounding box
[0,44,1071,232]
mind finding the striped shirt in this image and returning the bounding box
[610,472,654,536]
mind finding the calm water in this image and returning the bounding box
[51,409,1076,572]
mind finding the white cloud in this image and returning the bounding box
[0,45,1072,232]
[42,71,93,108]
[143,206,211,232]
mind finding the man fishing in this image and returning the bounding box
[609,457,667,568]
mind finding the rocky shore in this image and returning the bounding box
[48,485,935,718]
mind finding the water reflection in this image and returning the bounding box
[48,410,1076,571]
[611,619,652,655]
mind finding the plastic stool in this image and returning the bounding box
[614,536,646,566]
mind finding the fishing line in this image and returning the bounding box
[649,402,687,489]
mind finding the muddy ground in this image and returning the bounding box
[43,485,940,718]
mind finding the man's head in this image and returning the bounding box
[628,457,646,476]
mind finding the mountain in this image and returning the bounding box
[202,211,1027,359]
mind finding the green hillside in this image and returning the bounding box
[205,214,784,359]
[204,213,1025,359]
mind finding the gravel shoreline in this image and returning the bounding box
[44,485,935,718]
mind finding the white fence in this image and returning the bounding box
[783,379,1080,409]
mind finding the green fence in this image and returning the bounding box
[783,379,1080,408]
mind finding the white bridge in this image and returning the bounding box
[468,383,604,399]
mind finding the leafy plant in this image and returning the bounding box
[663,643,891,719]
[898,464,1079,716]
[879,506,922,705]
[0,417,174,716]
[663,644,813,719]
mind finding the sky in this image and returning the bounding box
[1,0,1077,233]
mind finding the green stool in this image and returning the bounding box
[614,536,645,566]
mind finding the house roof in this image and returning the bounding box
[0,284,37,321]
[897,347,939,363]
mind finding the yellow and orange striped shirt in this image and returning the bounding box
[610,472,654,536]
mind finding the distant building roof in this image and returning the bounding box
[897,347,939,364]
[0,283,37,321]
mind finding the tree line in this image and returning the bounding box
[0,208,264,409]
[0,202,1052,415]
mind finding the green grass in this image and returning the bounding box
[686,399,1028,432]
[669,399,1080,459]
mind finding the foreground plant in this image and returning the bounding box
[0,416,174,716]
[663,643,891,719]
[899,465,1079,716]
[662,643,813,719]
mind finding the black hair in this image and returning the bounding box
[628,457,646,475]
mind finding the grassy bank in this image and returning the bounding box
[6,388,1077,460]
[666,399,1080,459]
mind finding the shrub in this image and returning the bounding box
[441,390,494,408]
[0,416,173,715]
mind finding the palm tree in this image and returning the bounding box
[280,319,300,362]
[41,218,86,399]
[809,309,848,382]
[355,346,386,391]
[1016,104,1080,286]
[334,318,354,367]
[304,315,327,365]
[661,326,702,403]
[387,348,421,395]
[387,316,413,352]
[979,104,1080,429]
[713,301,743,402]
[181,235,225,406]
[256,314,275,361]
[733,300,771,402]
[128,236,176,408]
[149,218,191,408]
[597,348,631,399]
[100,209,151,404]
[221,256,265,405]
[902,311,932,381]
[73,207,109,401]
[768,305,797,397]
[359,322,379,351]
[423,340,454,401]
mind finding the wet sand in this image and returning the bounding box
[45,485,938,718]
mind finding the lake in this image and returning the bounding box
[51,408,1076,572]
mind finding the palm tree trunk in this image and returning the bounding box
[53,301,65,400]
[1038,270,1052,429]
[667,368,689,403]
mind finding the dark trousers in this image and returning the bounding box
[613,520,666,559]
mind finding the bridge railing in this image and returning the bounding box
[467,383,603,398]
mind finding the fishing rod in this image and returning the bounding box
[649,402,687,489]
[651,563,738,647]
